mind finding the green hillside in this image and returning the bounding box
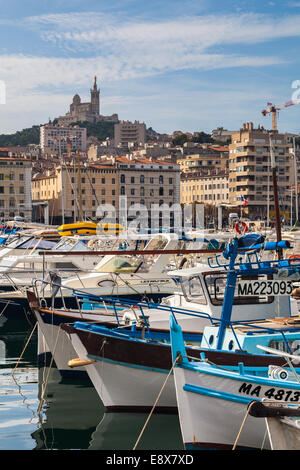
[0,125,40,147]
[0,120,118,147]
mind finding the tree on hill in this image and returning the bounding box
[0,125,40,147]
[172,131,213,146]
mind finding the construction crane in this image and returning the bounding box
[262,100,300,131]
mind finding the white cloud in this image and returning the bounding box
[24,12,300,50]
[0,52,284,98]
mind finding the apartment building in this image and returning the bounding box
[40,124,87,154]
[178,147,229,174]
[116,156,180,206]
[0,149,32,221]
[181,171,229,205]
[32,160,117,224]
[114,121,146,148]
[116,155,180,229]
[229,122,293,219]
[32,154,180,225]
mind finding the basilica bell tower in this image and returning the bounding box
[90,76,100,116]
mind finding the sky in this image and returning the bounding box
[0,0,300,135]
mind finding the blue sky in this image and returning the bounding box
[0,0,300,135]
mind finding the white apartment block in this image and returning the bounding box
[40,124,87,154]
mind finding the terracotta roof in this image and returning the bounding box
[208,146,229,152]
[115,156,175,166]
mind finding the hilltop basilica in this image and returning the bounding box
[57,76,118,125]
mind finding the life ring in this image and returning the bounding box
[234,221,249,235]
[288,255,300,265]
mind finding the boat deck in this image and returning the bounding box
[232,316,300,334]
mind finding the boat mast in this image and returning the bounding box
[77,149,83,221]
[269,134,282,250]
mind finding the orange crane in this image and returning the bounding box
[262,100,300,131]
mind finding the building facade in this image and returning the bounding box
[32,155,180,226]
[32,161,118,224]
[229,122,293,220]
[181,171,229,205]
[0,150,32,221]
[114,121,146,148]
[40,124,87,154]
[177,147,229,174]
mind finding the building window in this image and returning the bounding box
[121,186,125,195]
[112,178,115,184]
[92,178,96,184]
[159,175,163,184]
[140,175,144,183]
[131,177,135,183]
[121,174,125,183]
[131,188,135,195]
[150,177,154,184]
[140,187,145,196]
[159,187,164,196]
[102,178,105,184]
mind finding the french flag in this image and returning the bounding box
[241,195,248,207]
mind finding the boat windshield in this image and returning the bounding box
[96,256,142,273]
[203,273,274,305]
[4,236,33,248]
[3,236,56,250]
[180,275,207,305]
[54,239,89,252]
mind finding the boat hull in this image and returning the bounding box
[61,322,295,412]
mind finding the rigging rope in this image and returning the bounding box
[133,354,180,450]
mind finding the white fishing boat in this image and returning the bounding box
[170,318,300,450]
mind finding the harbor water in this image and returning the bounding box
[0,314,184,451]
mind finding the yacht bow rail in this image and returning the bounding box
[32,278,218,330]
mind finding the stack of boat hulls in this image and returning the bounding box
[3,219,300,450]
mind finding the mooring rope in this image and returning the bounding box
[11,321,38,377]
[133,354,180,450]
[232,400,257,450]
[38,325,62,414]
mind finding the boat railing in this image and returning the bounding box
[207,252,300,274]
[32,277,218,330]
[224,318,300,355]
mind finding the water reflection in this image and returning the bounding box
[0,315,184,451]
[32,367,104,450]
[90,412,184,450]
